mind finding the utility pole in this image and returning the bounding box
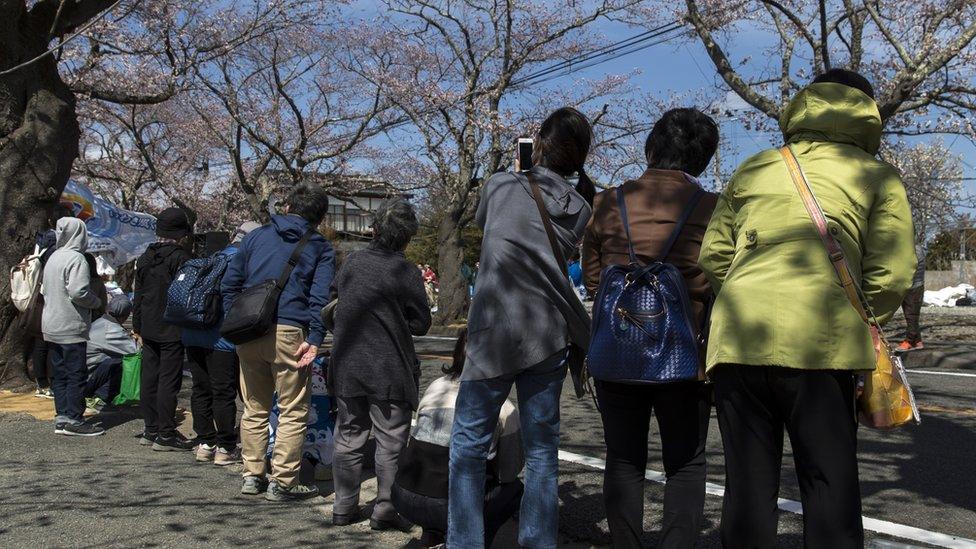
[961,223,968,284]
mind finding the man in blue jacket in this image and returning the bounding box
[222,185,335,502]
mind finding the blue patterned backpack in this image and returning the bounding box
[163,252,231,328]
[587,187,703,383]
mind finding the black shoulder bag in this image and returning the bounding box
[220,230,314,345]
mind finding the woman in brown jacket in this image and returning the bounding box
[581,108,718,549]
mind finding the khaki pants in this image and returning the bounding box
[236,325,310,487]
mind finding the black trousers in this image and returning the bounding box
[140,339,185,439]
[391,480,523,547]
[186,347,240,450]
[901,285,924,343]
[595,380,710,549]
[712,365,862,549]
[32,337,52,388]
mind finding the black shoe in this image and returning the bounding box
[370,514,413,533]
[332,509,366,526]
[152,434,195,451]
[56,422,105,437]
[137,431,156,446]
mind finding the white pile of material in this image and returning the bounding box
[923,284,975,307]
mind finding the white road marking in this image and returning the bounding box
[414,335,460,341]
[907,369,976,379]
[557,449,976,549]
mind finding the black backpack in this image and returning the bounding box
[220,230,313,345]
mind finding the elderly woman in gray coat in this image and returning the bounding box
[448,107,596,549]
[329,199,431,532]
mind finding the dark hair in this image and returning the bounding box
[812,68,875,99]
[371,198,419,251]
[442,328,468,379]
[644,108,719,177]
[532,107,595,205]
[284,184,330,226]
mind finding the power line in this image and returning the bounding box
[373,22,688,136]
[513,21,684,87]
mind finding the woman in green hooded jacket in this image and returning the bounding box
[699,70,916,548]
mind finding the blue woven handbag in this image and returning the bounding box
[587,186,703,384]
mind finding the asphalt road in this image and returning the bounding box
[0,336,973,548]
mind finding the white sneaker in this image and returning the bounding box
[195,443,216,462]
[214,447,241,466]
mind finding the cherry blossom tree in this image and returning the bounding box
[881,140,966,245]
[668,0,976,137]
[189,20,398,222]
[347,0,645,324]
[0,0,319,387]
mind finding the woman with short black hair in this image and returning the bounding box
[329,198,432,532]
[582,107,720,548]
[448,106,594,549]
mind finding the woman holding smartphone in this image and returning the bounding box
[448,107,595,549]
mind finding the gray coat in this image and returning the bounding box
[463,166,592,381]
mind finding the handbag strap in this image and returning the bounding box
[615,187,638,264]
[276,228,315,289]
[658,188,704,263]
[615,184,703,265]
[527,173,569,272]
[779,145,875,327]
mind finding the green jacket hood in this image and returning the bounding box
[779,82,882,155]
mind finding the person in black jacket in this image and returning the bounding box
[330,198,432,531]
[133,207,194,451]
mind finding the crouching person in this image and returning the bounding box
[392,330,523,548]
[86,295,137,410]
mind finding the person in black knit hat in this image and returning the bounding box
[133,207,195,451]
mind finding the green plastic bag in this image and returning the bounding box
[112,353,141,405]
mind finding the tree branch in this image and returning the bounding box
[686,0,780,119]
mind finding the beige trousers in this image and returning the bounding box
[236,324,310,487]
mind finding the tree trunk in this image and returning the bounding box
[434,208,469,326]
[0,4,83,387]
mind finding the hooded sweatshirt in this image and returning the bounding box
[463,166,592,381]
[221,215,335,347]
[41,218,102,344]
[133,241,192,342]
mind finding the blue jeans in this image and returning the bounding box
[50,342,88,425]
[448,350,567,549]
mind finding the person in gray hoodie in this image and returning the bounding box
[41,217,104,436]
[86,295,138,408]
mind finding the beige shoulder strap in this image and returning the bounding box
[779,145,873,325]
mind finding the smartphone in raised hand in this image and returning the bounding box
[515,137,534,172]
